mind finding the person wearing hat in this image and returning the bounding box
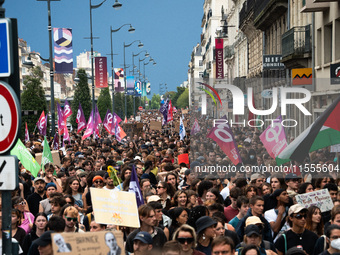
[26,177,47,217]
[274,204,318,255]
[285,173,301,193]
[35,230,54,255]
[196,216,217,255]
[39,182,58,215]
[264,189,290,241]
[236,225,276,255]
[133,231,153,255]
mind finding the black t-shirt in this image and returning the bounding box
[275,229,318,255]
[26,192,46,217]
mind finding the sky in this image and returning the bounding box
[4,0,204,96]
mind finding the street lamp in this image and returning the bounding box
[89,0,122,120]
[142,59,156,107]
[123,40,143,118]
[110,24,135,113]
[37,0,60,138]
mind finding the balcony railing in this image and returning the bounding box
[224,45,235,59]
[240,0,256,27]
[254,0,287,30]
[282,25,311,58]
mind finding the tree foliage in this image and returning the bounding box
[21,66,47,137]
[113,92,124,119]
[70,69,92,127]
[97,87,111,120]
[150,94,161,109]
[176,88,189,109]
[172,87,186,107]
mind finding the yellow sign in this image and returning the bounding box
[292,68,312,85]
[90,188,140,228]
[51,231,124,255]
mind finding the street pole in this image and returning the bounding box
[110,26,115,113]
[89,0,96,118]
[123,43,127,118]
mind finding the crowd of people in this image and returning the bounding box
[1,109,340,255]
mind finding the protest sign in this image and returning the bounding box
[178,153,189,165]
[90,188,140,228]
[150,121,162,131]
[135,116,141,122]
[182,109,189,114]
[296,189,334,212]
[35,150,61,167]
[51,231,124,255]
[175,120,188,132]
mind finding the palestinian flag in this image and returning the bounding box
[276,95,340,165]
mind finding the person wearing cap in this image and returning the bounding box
[274,204,318,255]
[133,231,153,255]
[105,232,121,255]
[125,205,167,254]
[250,173,266,188]
[285,173,301,193]
[236,196,273,243]
[196,216,217,255]
[34,230,54,255]
[27,177,47,217]
[39,182,58,215]
[264,189,290,240]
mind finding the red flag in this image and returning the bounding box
[124,116,127,123]
[207,117,242,166]
[115,121,126,142]
[25,122,29,143]
[168,100,173,122]
[36,111,47,136]
[82,110,94,140]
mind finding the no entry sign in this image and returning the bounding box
[138,106,143,111]
[0,81,21,154]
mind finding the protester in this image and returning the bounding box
[173,224,205,255]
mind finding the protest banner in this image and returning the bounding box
[296,189,334,212]
[51,231,124,255]
[150,121,162,131]
[90,188,140,228]
[35,150,61,167]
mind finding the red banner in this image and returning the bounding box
[95,57,108,88]
[215,38,224,79]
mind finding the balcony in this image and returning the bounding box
[281,25,312,68]
[301,0,329,12]
[239,0,256,27]
[254,0,288,31]
[224,45,235,59]
[201,33,206,46]
[201,13,206,28]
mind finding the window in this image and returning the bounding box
[317,28,322,66]
[324,23,332,64]
[335,19,340,61]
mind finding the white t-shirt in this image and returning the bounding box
[264,208,290,242]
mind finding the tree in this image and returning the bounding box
[21,66,48,137]
[176,88,189,109]
[97,87,111,120]
[70,69,91,127]
[172,87,186,107]
[150,94,161,109]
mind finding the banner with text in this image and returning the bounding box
[215,38,224,79]
[95,57,108,88]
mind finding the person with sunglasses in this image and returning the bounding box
[274,204,318,255]
[173,224,205,255]
[12,196,35,234]
[62,206,84,233]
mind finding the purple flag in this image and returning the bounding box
[53,133,59,150]
[129,165,144,207]
[160,99,169,125]
[36,111,47,136]
[103,109,112,134]
[64,100,72,119]
[76,103,86,133]
[191,118,201,135]
[57,103,65,135]
[82,110,94,140]
[94,104,102,136]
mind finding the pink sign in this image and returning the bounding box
[260,115,288,159]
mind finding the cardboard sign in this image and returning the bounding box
[296,189,334,212]
[35,150,61,167]
[182,109,189,114]
[150,121,162,131]
[90,188,140,228]
[135,116,141,122]
[175,120,188,132]
[123,123,143,138]
[51,231,124,255]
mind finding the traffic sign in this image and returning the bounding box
[0,81,21,154]
[138,106,143,111]
[0,156,18,190]
[0,18,12,77]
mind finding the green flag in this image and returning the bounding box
[10,139,41,178]
[42,136,53,172]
